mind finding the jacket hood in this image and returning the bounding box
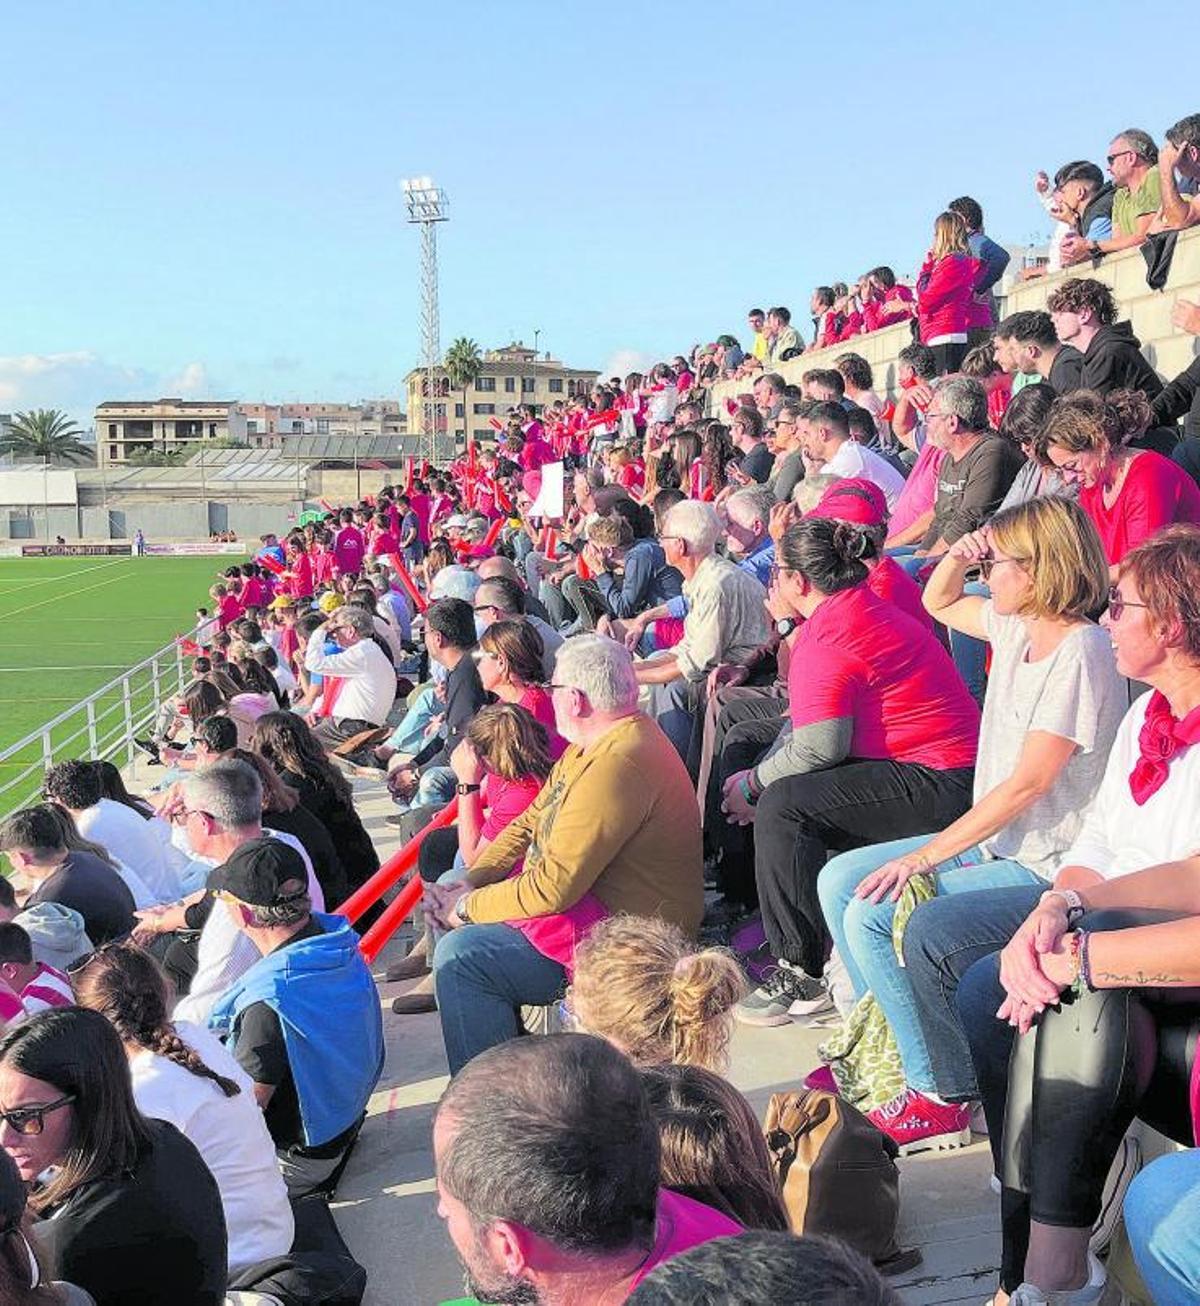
[1089,321,1142,352]
[13,903,94,970]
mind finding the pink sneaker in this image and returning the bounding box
[867,1088,971,1156]
[803,1064,838,1094]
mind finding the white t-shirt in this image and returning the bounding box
[75,799,179,903]
[130,1020,294,1273]
[819,440,907,510]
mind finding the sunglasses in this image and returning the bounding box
[1106,149,1135,166]
[0,1094,74,1137]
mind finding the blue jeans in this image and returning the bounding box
[904,885,1044,1110]
[948,580,990,703]
[817,838,1043,1093]
[1125,1149,1200,1306]
[433,923,568,1075]
[386,685,438,754]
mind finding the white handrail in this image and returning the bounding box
[0,632,191,821]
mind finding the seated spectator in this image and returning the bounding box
[1052,159,1115,262]
[474,573,563,672]
[729,406,774,484]
[766,400,807,503]
[835,352,886,427]
[10,902,91,974]
[474,619,566,754]
[93,760,155,820]
[915,211,980,374]
[302,605,396,752]
[0,924,72,1013]
[72,942,294,1276]
[994,310,1083,394]
[723,517,978,1025]
[627,1230,901,1306]
[634,501,770,760]
[903,377,1023,565]
[1063,128,1161,263]
[799,401,905,509]
[588,511,683,622]
[1124,1149,1200,1305]
[425,635,704,1074]
[0,806,135,945]
[207,838,384,1197]
[0,1008,227,1305]
[569,915,745,1071]
[1035,389,1200,568]
[641,1064,789,1230]
[39,800,159,911]
[815,497,1123,1152]
[752,372,787,424]
[1046,277,1163,398]
[903,527,1200,1168]
[860,265,915,334]
[0,1144,94,1304]
[885,346,947,551]
[720,486,776,586]
[42,760,175,904]
[995,384,1078,510]
[948,195,1010,336]
[1153,112,1200,232]
[432,1034,741,1300]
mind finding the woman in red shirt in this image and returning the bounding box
[476,620,567,759]
[916,211,981,375]
[1037,389,1200,570]
[720,516,979,1015]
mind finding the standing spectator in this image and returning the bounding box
[1052,160,1115,260]
[809,287,836,348]
[1036,389,1200,567]
[747,308,769,362]
[635,502,770,760]
[426,636,704,1074]
[1155,112,1200,231]
[800,401,905,510]
[993,311,1083,393]
[432,1036,741,1300]
[1064,129,1161,262]
[915,211,980,374]
[331,509,366,576]
[1047,277,1163,398]
[860,266,915,333]
[207,838,384,1196]
[948,195,1011,338]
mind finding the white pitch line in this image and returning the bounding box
[0,571,132,621]
[0,665,133,672]
[0,557,131,597]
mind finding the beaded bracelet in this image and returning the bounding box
[1078,930,1094,992]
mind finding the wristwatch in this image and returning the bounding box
[1088,241,1102,260]
[455,782,482,795]
[1042,888,1086,926]
[775,617,797,637]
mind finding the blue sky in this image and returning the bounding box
[2,1,1194,428]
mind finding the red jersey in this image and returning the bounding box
[1081,449,1200,565]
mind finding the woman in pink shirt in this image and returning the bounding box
[1037,389,1200,569]
[916,211,981,375]
[476,620,567,758]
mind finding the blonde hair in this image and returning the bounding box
[988,495,1109,621]
[465,702,553,782]
[931,210,970,261]
[569,916,747,1071]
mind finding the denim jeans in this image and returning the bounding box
[646,667,700,763]
[386,685,438,754]
[902,884,1045,1106]
[817,838,1043,1093]
[1125,1150,1200,1306]
[948,580,990,704]
[433,923,568,1075]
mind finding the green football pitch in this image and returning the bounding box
[0,554,241,771]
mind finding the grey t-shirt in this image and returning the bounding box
[976,605,1126,879]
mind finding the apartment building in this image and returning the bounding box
[404,342,600,446]
[94,399,247,466]
[238,400,406,448]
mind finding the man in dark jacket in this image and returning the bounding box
[1047,278,1162,398]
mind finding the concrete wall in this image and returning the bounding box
[1,499,303,541]
[708,226,1200,411]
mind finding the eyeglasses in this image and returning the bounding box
[472,603,500,615]
[1107,587,1149,621]
[1106,149,1135,166]
[978,557,1026,580]
[0,1095,74,1137]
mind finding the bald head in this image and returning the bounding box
[476,555,521,585]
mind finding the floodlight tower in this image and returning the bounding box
[401,177,449,463]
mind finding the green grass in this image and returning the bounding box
[0,555,243,811]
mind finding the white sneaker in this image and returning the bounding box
[1008,1252,1106,1304]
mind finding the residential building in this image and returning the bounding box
[238,400,406,448]
[404,342,600,447]
[95,399,247,466]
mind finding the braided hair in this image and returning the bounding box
[72,943,241,1098]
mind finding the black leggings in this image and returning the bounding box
[753,760,974,974]
[998,909,1199,1292]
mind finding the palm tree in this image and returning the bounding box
[443,337,484,454]
[0,409,92,464]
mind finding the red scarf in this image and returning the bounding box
[1129,691,1200,805]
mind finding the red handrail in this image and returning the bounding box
[358,873,425,963]
[335,797,458,924]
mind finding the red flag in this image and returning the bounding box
[482,517,505,549]
[258,553,287,576]
[385,554,428,613]
[319,497,337,513]
[420,460,429,479]
[404,456,414,494]
[488,416,504,432]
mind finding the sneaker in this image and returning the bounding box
[734,960,830,1027]
[867,1088,971,1156]
[133,737,161,763]
[1008,1252,1106,1304]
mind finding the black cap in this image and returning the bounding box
[209,837,309,908]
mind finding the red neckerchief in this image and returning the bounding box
[1129,691,1200,805]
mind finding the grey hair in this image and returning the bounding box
[726,486,775,529]
[554,634,639,714]
[936,376,989,433]
[429,564,480,602]
[792,471,839,513]
[244,894,311,929]
[334,607,375,638]
[183,759,262,831]
[1116,128,1158,165]
[661,500,722,556]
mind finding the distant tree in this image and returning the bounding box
[443,337,484,451]
[0,409,92,464]
[127,447,188,467]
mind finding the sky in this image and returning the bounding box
[2,0,1195,429]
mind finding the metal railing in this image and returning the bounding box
[0,635,191,821]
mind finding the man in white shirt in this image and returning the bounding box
[43,759,178,902]
[303,606,396,750]
[800,400,906,510]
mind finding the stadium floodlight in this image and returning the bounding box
[402,176,450,463]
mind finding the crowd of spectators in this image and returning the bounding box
[2,109,1200,1306]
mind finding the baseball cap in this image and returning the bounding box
[268,594,296,612]
[806,477,888,528]
[445,514,469,529]
[209,837,310,908]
